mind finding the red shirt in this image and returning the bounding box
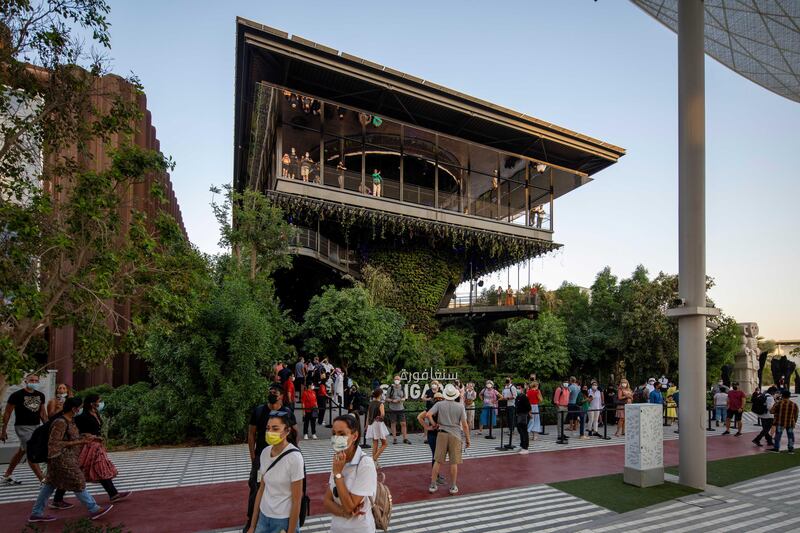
[284,380,295,404]
[527,389,542,405]
[301,390,317,412]
[727,390,745,411]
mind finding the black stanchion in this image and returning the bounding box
[706,406,716,432]
[556,409,568,445]
[495,407,514,451]
[602,407,611,440]
[539,406,548,436]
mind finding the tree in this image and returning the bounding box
[552,283,592,373]
[588,267,624,377]
[302,286,404,376]
[482,331,503,368]
[0,1,196,385]
[503,312,570,380]
[706,314,740,384]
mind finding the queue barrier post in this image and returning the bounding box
[495,406,514,451]
[602,406,611,440]
[556,408,568,445]
[706,406,715,432]
[539,405,548,436]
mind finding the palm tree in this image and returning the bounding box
[482,332,503,368]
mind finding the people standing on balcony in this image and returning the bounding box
[505,285,514,306]
[300,153,313,182]
[281,153,290,178]
[371,169,382,197]
[336,159,346,188]
[289,148,299,180]
[496,286,503,306]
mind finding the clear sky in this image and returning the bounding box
[105,1,799,340]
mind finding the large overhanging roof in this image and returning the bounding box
[234,17,625,191]
[632,0,800,103]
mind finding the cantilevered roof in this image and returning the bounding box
[234,17,625,191]
[632,0,800,103]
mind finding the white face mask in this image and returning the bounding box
[592,386,598,391]
[26,382,39,391]
[562,383,569,388]
[331,435,350,452]
[431,385,438,392]
[394,380,400,385]
[57,393,67,400]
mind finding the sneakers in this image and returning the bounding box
[2,475,22,486]
[579,435,589,440]
[518,448,529,454]
[721,431,730,435]
[403,439,412,444]
[304,434,309,440]
[90,505,114,520]
[50,501,75,510]
[752,439,763,447]
[393,438,398,445]
[436,475,446,485]
[428,481,438,493]
[110,491,133,502]
[312,434,318,440]
[735,432,742,437]
[768,448,780,452]
[449,485,459,495]
[28,514,57,523]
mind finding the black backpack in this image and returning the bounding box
[752,392,767,415]
[26,415,63,464]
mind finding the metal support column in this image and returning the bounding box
[672,0,713,491]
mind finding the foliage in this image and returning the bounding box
[758,338,777,354]
[503,312,570,380]
[706,314,741,383]
[360,264,397,307]
[481,331,503,368]
[365,247,462,334]
[23,517,130,533]
[552,283,593,373]
[0,0,200,386]
[302,286,404,376]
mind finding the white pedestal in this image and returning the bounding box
[624,403,664,487]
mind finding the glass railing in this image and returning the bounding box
[289,226,359,277]
[445,292,541,309]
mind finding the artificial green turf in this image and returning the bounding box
[665,451,800,487]
[549,473,702,514]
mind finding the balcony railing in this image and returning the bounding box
[288,226,360,278]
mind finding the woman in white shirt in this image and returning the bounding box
[324,414,377,533]
[247,412,305,533]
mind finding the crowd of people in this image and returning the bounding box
[1,375,130,523]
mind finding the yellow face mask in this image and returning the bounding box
[266,432,284,446]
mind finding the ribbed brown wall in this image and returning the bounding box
[47,74,187,390]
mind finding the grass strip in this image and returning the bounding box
[665,450,800,486]
[549,473,701,514]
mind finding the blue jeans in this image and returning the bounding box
[32,483,100,516]
[774,426,795,451]
[579,411,586,435]
[255,513,299,533]
[715,406,727,421]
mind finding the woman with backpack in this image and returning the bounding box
[324,414,378,533]
[50,394,131,510]
[28,398,113,523]
[247,412,305,533]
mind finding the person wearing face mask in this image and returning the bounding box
[463,383,477,432]
[47,384,73,418]
[324,414,378,533]
[586,381,604,437]
[478,380,499,434]
[246,384,298,531]
[247,413,305,533]
[2,373,48,485]
[387,376,410,445]
[28,397,113,523]
[423,380,441,410]
[553,381,570,433]
[615,379,633,437]
[51,395,131,510]
[578,385,591,439]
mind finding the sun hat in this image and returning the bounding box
[443,384,460,400]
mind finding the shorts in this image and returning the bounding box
[434,431,463,465]
[567,403,579,422]
[386,410,405,424]
[727,410,743,422]
[15,425,38,451]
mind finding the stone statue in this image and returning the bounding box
[771,356,796,391]
[732,322,760,395]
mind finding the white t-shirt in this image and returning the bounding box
[714,392,728,407]
[588,389,603,409]
[258,444,305,519]
[329,447,377,533]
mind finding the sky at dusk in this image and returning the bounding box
[104,1,799,340]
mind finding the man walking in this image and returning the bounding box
[752,387,776,447]
[1,374,48,485]
[244,383,297,530]
[723,382,745,436]
[426,384,470,495]
[387,375,411,445]
[769,390,798,453]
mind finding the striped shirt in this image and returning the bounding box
[770,399,798,428]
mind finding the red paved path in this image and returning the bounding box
[1,430,762,533]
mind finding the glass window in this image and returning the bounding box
[438,162,464,212]
[403,126,436,161]
[280,124,320,182]
[322,135,345,188]
[324,103,362,140]
[364,144,400,201]
[402,154,435,206]
[437,135,469,170]
[365,117,401,152]
[469,171,497,219]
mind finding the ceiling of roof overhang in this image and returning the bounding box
[632,0,800,103]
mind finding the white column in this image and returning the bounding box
[678,0,707,490]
